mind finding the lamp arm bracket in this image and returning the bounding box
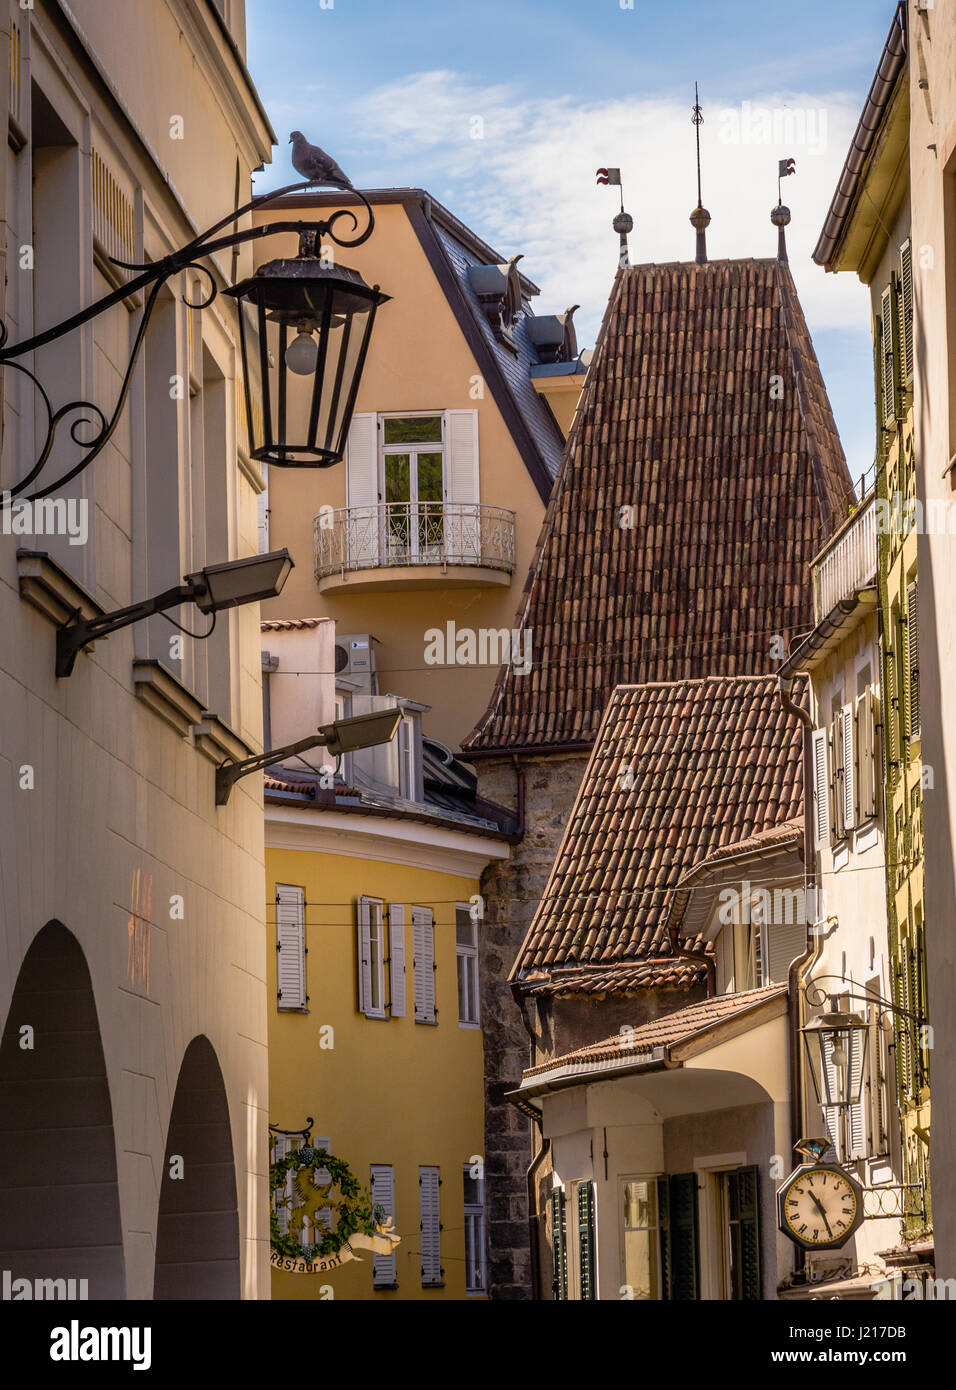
[215,732,329,806]
[805,973,925,1027]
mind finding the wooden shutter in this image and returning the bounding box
[867,1007,888,1153]
[830,713,844,839]
[550,1186,567,1300]
[856,689,877,820]
[276,884,306,1010]
[419,1166,442,1285]
[898,958,913,1097]
[907,581,920,740]
[899,240,914,385]
[812,728,829,851]
[881,284,899,428]
[370,1165,397,1285]
[884,644,899,783]
[767,919,807,986]
[445,409,480,561]
[412,906,436,1023]
[727,1166,762,1300]
[846,1027,868,1160]
[841,703,856,832]
[256,462,269,554]
[357,897,374,1015]
[345,412,379,563]
[660,1173,699,1300]
[388,904,406,1017]
[577,1180,596,1301]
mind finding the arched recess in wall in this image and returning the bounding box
[153,1035,240,1299]
[0,921,126,1297]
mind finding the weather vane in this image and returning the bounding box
[689,83,711,264]
[596,166,633,270]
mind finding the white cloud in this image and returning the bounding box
[352,72,870,348]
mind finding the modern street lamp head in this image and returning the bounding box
[321,705,404,758]
[186,549,294,614]
[801,1008,869,1109]
[225,239,389,469]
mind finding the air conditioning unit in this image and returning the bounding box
[335,634,379,692]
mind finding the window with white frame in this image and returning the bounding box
[357,897,387,1018]
[456,904,479,1026]
[620,1177,660,1300]
[463,1164,486,1294]
[419,1165,443,1286]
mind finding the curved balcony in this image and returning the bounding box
[314,502,516,593]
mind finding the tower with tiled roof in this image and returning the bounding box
[464,216,854,1298]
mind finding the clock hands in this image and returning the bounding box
[808,1190,834,1239]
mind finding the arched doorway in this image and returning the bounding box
[153,1035,240,1298]
[0,921,126,1297]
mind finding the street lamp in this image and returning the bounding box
[225,232,388,467]
[801,1005,870,1108]
[0,175,387,503]
[215,704,403,806]
[56,548,294,678]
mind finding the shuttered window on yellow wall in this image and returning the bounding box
[907,580,920,741]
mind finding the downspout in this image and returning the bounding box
[778,673,824,1281]
[511,751,526,836]
[513,983,545,1297]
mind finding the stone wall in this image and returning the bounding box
[474,752,589,1299]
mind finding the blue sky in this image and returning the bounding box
[246,0,898,482]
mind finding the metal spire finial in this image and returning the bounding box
[690,83,710,264]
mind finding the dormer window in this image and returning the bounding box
[467,255,525,349]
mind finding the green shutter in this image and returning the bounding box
[907,581,920,741]
[881,283,899,428]
[550,1186,567,1300]
[577,1180,596,1300]
[899,240,914,385]
[727,1166,762,1300]
[659,1173,699,1300]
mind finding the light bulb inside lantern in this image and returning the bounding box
[831,1043,847,1068]
[286,329,319,376]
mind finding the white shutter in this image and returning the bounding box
[856,690,875,820]
[346,412,379,564]
[388,904,406,1017]
[257,462,269,554]
[812,728,829,851]
[846,1028,868,1159]
[357,897,373,1015]
[766,919,806,985]
[276,884,306,1010]
[842,703,856,832]
[444,409,480,562]
[412,907,436,1024]
[370,1164,397,1285]
[419,1166,442,1285]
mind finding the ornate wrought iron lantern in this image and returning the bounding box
[226,229,388,467]
[0,177,387,503]
[801,1005,869,1108]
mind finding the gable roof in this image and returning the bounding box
[465,256,853,754]
[509,674,805,989]
[518,984,788,1092]
[267,189,568,503]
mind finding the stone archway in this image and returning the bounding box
[153,1035,240,1299]
[0,921,126,1298]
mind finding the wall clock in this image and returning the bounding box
[776,1162,864,1251]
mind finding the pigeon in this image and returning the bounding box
[289,132,353,190]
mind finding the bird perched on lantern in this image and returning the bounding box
[289,131,353,190]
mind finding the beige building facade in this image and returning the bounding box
[0,0,275,1298]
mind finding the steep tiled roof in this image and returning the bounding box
[466,257,853,753]
[510,674,805,982]
[522,959,707,995]
[522,985,787,1078]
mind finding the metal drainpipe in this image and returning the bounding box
[512,984,546,1297]
[511,751,526,835]
[778,672,825,1280]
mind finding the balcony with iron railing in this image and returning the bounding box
[811,472,878,623]
[314,501,516,593]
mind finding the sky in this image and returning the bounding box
[245,0,899,483]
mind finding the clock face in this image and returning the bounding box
[778,1164,863,1250]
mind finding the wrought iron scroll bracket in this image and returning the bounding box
[804,973,926,1029]
[0,180,375,503]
